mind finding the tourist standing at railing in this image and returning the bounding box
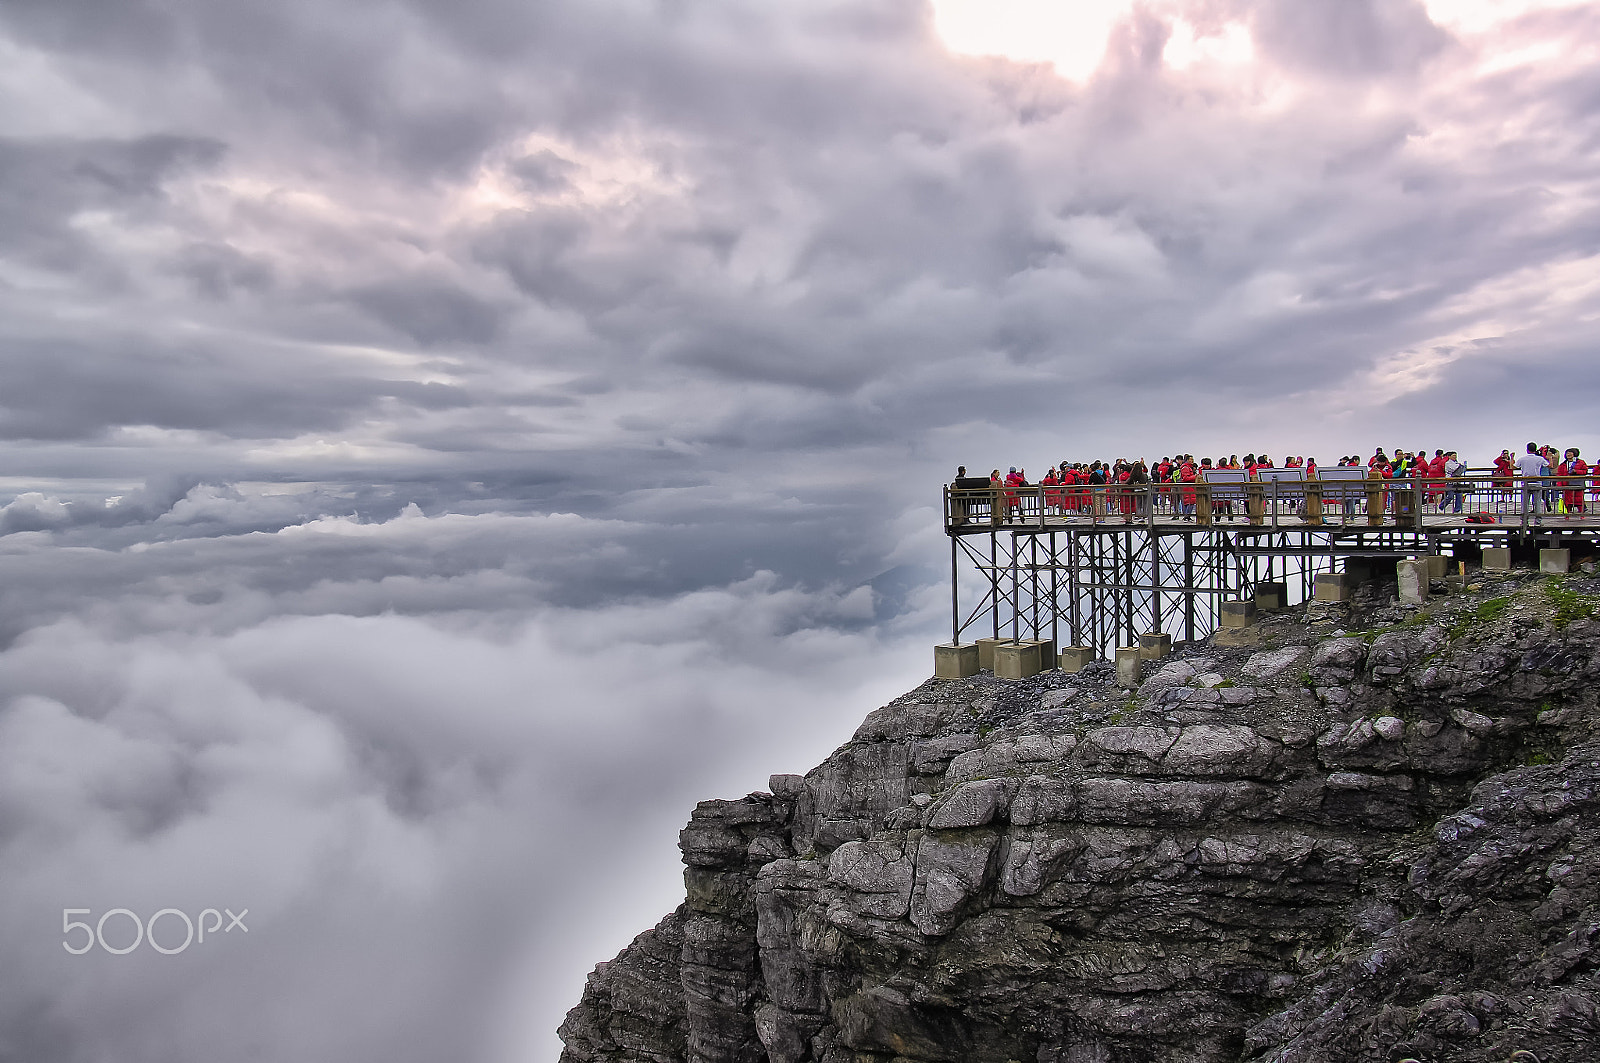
[1372,457,1394,513]
[1517,443,1550,523]
[1424,450,1446,506]
[952,466,992,525]
[1178,457,1197,520]
[1542,445,1561,514]
[1560,449,1588,518]
[1003,467,1026,523]
[1069,463,1087,514]
[1115,462,1135,523]
[1442,451,1467,514]
[1493,450,1514,511]
[1087,461,1107,523]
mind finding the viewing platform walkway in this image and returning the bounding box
[943,470,1600,538]
[936,471,1599,678]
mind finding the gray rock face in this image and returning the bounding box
[1240,645,1310,683]
[560,574,1600,1063]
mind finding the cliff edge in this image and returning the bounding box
[558,566,1600,1063]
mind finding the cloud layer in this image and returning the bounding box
[0,495,934,1063]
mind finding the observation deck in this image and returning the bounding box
[936,470,1599,677]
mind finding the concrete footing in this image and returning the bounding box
[1215,599,1261,647]
[1313,572,1352,603]
[1059,646,1095,673]
[1220,601,1259,628]
[1115,646,1142,688]
[994,640,1045,680]
[975,637,1009,672]
[934,642,979,679]
[1254,582,1288,611]
[1482,547,1512,572]
[1426,555,1449,579]
[1541,548,1571,574]
[1033,638,1057,670]
[1397,559,1430,605]
[1138,632,1172,660]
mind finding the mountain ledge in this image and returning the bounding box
[558,567,1600,1063]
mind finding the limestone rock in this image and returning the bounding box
[560,574,1600,1063]
[927,778,1015,829]
[1240,645,1310,683]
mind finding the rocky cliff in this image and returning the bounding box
[558,566,1600,1063]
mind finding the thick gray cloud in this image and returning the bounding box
[0,492,934,1063]
[1,0,1599,1060]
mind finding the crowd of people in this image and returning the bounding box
[952,441,1592,525]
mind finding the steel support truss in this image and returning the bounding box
[948,525,1485,656]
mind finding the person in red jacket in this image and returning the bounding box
[1377,459,1397,515]
[1178,458,1198,520]
[1116,463,1136,522]
[1561,449,1588,517]
[1423,449,1447,506]
[1061,463,1082,515]
[1493,450,1515,512]
[1003,467,1026,522]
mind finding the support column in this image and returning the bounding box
[990,533,1000,640]
[1247,482,1266,525]
[1303,481,1323,525]
[1183,531,1196,642]
[950,534,959,644]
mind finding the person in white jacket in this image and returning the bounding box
[1516,442,1551,522]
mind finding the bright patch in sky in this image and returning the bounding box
[931,0,1252,79]
[1423,0,1593,33]
[1163,18,1254,70]
[930,0,1137,80]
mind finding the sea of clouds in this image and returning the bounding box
[0,479,940,1062]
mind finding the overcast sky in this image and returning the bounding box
[1,1,1598,1060]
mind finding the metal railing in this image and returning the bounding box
[944,471,1599,536]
